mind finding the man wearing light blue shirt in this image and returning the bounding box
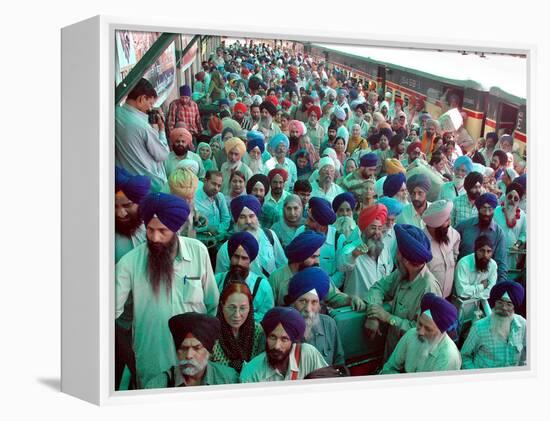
[194,171,231,236]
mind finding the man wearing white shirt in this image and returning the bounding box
[265,133,298,189]
[310,156,345,203]
[396,173,431,229]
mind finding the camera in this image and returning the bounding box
[148,109,160,124]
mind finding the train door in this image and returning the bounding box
[496,102,518,136]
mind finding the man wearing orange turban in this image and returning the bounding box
[164,127,205,179]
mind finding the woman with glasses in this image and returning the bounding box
[211,283,265,373]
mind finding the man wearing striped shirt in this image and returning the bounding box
[451,171,483,227]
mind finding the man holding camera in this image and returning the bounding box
[115,78,170,192]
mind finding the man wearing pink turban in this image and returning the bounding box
[165,127,205,179]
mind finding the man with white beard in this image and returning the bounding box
[439,155,473,201]
[381,293,461,374]
[243,130,268,175]
[145,313,238,388]
[252,100,281,143]
[216,194,286,278]
[461,281,526,369]
[285,267,345,366]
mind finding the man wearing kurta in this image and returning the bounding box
[396,173,432,230]
[116,193,219,388]
[366,224,442,360]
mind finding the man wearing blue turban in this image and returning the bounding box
[461,281,526,369]
[116,192,219,388]
[381,293,461,374]
[215,232,274,322]
[439,155,473,201]
[366,224,442,361]
[240,307,328,382]
[455,192,508,283]
[285,267,346,366]
[265,132,298,189]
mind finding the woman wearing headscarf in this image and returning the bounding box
[271,194,304,248]
[347,123,370,155]
[206,70,227,102]
[211,283,265,373]
[225,170,247,205]
[197,142,218,174]
[294,149,314,181]
[334,136,348,167]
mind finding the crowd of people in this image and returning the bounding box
[114,39,527,390]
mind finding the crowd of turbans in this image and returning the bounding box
[114,39,527,390]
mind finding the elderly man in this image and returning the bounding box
[268,231,365,310]
[233,102,252,130]
[194,170,231,239]
[253,100,281,142]
[145,313,238,388]
[265,133,298,188]
[396,174,432,229]
[377,196,404,260]
[240,307,328,382]
[383,172,408,205]
[461,281,526,368]
[311,156,345,203]
[216,195,286,278]
[115,78,169,192]
[116,193,219,387]
[451,171,483,226]
[215,232,274,322]
[365,224,442,360]
[381,293,461,374]
[340,152,378,203]
[456,193,508,282]
[164,127,205,179]
[439,155,473,201]
[220,137,253,195]
[271,194,304,247]
[340,204,394,300]
[422,200,461,298]
[454,235,498,300]
[243,130,267,175]
[285,267,345,366]
[166,84,203,137]
[262,168,291,228]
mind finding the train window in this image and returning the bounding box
[441,86,464,109]
[498,102,518,133]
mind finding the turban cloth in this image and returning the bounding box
[379,127,393,140]
[289,120,305,137]
[454,155,473,174]
[288,66,298,77]
[285,231,326,263]
[222,118,243,135]
[261,307,306,343]
[394,224,433,264]
[168,313,220,353]
[488,281,525,309]
[228,231,259,262]
[475,193,498,210]
[219,98,230,108]
[246,174,270,195]
[139,192,190,232]
[385,158,406,175]
[269,133,290,151]
[175,159,199,175]
[281,99,292,110]
[333,106,346,120]
[358,204,388,232]
[389,134,404,148]
[209,115,223,135]
[337,88,348,97]
[514,174,526,191]
[309,197,337,226]
[332,192,357,213]
[115,166,151,204]
[197,142,211,154]
[464,171,484,191]
[336,126,349,143]
[246,130,265,153]
[474,234,494,251]
[265,95,279,107]
[224,137,246,157]
[422,200,453,228]
[286,267,330,304]
[230,194,262,222]
[377,197,403,216]
[383,173,406,197]
[505,168,519,181]
[260,100,277,116]
[318,156,335,170]
[360,152,378,168]
[486,132,498,142]
[195,71,205,82]
[233,102,247,114]
[506,182,525,199]
[268,168,289,183]
[407,141,422,155]
[179,84,192,97]
[407,173,432,193]
[169,127,193,146]
[307,105,322,120]
[420,293,458,333]
[493,150,508,166]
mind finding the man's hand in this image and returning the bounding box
[352,244,369,258]
[364,317,381,340]
[480,279,489,289]
[367,303,391,323]
[207,226,219,236]
[156,112,165,131]
[350,296,367,312]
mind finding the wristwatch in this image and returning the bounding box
[389,316,398,326]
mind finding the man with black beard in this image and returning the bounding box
[116,192,219,388]
[164,126,205,179]
[341,204,394,300]
[461,281,526,368]
[456,192,508,283]
[454,235,497,300]
[215,232,274,322]
[285,267,345,366]
[422,200,461,298]
[451,171,483,226]
[114,167,151,390]
[240,307,328,382]
[396,173,432,229]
